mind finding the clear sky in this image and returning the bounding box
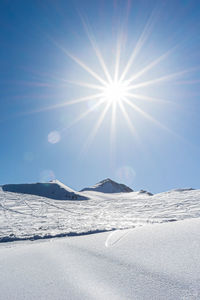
[1,0,200,193]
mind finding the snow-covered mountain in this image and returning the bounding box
[2,179,88,200]
[80,178,133,193]
[1,184,200,299]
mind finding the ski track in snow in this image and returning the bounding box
[0,187,200,242]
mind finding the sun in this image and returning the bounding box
[102,81,128,104]
[35,15,189,150]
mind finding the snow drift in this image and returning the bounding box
[0,218,199,300]
[2,180,88,200]
[80,178,133,193]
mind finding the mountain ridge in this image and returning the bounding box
[2,180,88,200]
[80,178,133,193]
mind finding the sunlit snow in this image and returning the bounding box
[0,180,199,242]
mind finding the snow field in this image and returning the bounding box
[1,187,200,242]
[0,218,199,299]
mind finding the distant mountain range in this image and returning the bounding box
[2,178,135,200]
[2,178,154,200]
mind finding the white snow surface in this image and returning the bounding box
[0,185,200,242]
[0,218,200,299]
[80,178,133,193]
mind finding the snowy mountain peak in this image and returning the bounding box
[80,178,133,193]
[2,180,88,200]
[99,178,114,184]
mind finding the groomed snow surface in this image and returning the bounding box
[0,218,199,299]
[0,181,200,299]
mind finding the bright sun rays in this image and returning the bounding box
[54,15,179,146]
[30,10,198,149]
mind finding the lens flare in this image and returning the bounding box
[116,166,136,186]
[48,131,61,144]
[40,170,55,182]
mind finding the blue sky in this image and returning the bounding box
[0,0,200,193]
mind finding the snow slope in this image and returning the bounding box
[0,218,199,299]
[2,179,88,201]
[80,178,133,193]
[0,185,200,242]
